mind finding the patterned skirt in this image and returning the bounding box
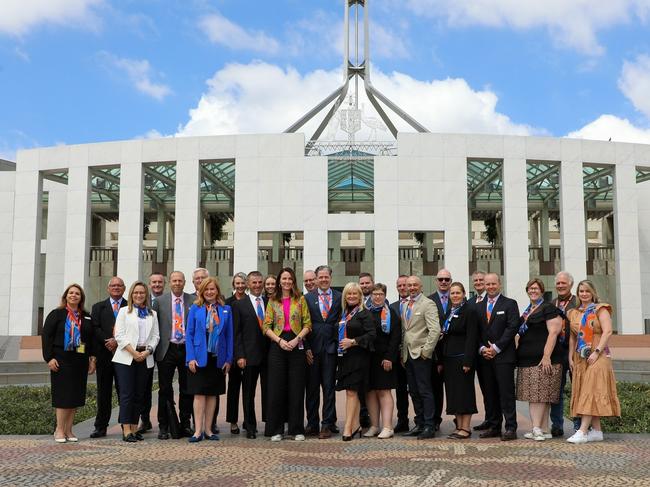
[516,364,562,403]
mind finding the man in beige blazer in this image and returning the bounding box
[401,275,440,439]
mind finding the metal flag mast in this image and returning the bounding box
[284,0,429,153]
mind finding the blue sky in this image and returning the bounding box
[2,0,650,160]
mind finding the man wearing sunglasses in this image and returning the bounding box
[427,269,452,431]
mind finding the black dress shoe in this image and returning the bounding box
[137,419,152,434]
[230,424,240,435]
[134,432,144,441]
[181,426,194,438]
[329,425,340,434]
[89,428,106,438]
[403,426,423,437]
[360,414,371,429]
[246,430,257,439]
[123,433,138,443]
[304,426,319,437]
[434,421,442,432]
[479,429,502,439]
[394,421,409,433]
[551,426,564,438]
[417,427,435,440]
[158,429,170,440]
[473,421,491,431]
[501,430,517,441]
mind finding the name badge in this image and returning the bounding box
[497,311,505,315]
[76,343,86,354]
[453,314,459,318]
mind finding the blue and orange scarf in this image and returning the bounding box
[63,306,82,351]
[518,298,544,336]
[368,303,391,334]
[338,306,360,355]
[206,304,224,355]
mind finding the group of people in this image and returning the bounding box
[42,265,620,445]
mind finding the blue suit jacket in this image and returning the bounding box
[185,304,233,369]
[305,289,342,354]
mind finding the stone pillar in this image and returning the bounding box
[328,231,341,263]
[63,165,91,289]
[43,183,68,313]
[530,216,539,247]
[117,161,144,286]
[9,169,42,335]
[502,158,529,307]
[424,232,434,262]
[0,172,17,335]
[174,159,201,289]
[559,155,587,283]
[272,233,281,262]
[363,231,374,262]
[540,205,550,261]
[613,164,643,334]
[156,208,166,264]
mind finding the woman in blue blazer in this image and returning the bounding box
[185,277,233,442]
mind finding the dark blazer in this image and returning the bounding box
[185,304,233,369]
[305,289,343,354]
[370,306,401,363]
[153,292,195,362]
[440,303,479,369]
[42,307,94,362]
[232,295,268,366]
[475,294,520,364]
[428,291,452,363]
[91,297,127,360]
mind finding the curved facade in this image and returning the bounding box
[2,132,650,336]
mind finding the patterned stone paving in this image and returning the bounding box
[1,433,649,486]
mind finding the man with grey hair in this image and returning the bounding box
[191,267,209,294]
[303,269,317,293]
[550,270,579,437]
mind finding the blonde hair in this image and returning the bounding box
[341,282,365,311]
[194,277,225,307]
[127,281,151,314]
[576,279,600,303]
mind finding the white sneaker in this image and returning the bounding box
[294,434,305,441]
[566,430,588,444]
[543,432,553,439]
[363,426,380,437]
[523,431,535,440]
[270,434,282,442]
[377,428,394,439]
[532,428,546,442]
[586,429,604,442]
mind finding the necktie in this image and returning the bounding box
[255,297,265,328]
[441,294,448,313]
[112,300,119,318]
[476,294,484,303]
[399,298,407,316]
[319,292,331,319]
[486,298,495,322]
[405,299,414,321]
[173,297,184,341]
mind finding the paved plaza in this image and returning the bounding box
[1,431,649,486]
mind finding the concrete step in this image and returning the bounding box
[612,360,650,372]
[0,361,49,374]
[614,370,650,383]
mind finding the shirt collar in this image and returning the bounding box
[110,297,123,305]
[318,288,332,296]
[410,293,422,302]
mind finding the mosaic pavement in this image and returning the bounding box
[1,433,649,486]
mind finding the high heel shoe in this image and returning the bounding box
[342,427,362,442]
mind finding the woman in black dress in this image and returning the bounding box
[41,283,96,443]
[336,282,376,441]
[364,283,400,439]
[516,278,563,442]
[441,282,478,439]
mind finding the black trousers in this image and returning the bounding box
[157,343,193,429]
[266,333,307,436]
[305,350,337,430]
[432,362,444,426]
[226,366,243,424]
[395,361,410,424]
[94,354,119,429]
[140,367,153,422]
[405,356,435,429]
[477,357,517,431]
[241,364,261,432]
[114,361,149,425]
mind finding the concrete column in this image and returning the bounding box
[502,158,529,308]
[530,216,539,247]
[43,183,68,313]
[613,164,643,334]
[9,169,42,335]
[328,231,341,263]
[174,159,201,287]
[63,165,91,289]
[363,231,374,262]
[559,159,587,283]
[117,162,144,286]
[156,208,166,264]
[637,179,650,323]
[540,205,550,261]
[272,233,281,262]
[375,229,398,300]
[424,232,434,261]
[303,229,328,276]
[0,172,17,335]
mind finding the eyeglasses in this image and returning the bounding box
[437,277,451,282]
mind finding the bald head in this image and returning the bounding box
[406,275,422,298]
[485,273,501,298]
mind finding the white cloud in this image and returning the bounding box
[619,54,650,118]
[567,114,650,143]
[0,0,103,36]
[98,52,172,101]
[199,12,280,54]
[175,61,536,139]
[406,0,650,55]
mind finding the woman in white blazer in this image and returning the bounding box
[113,281,160,442]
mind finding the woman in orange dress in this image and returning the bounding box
[566,280,620,444]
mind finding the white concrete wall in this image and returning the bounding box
[0,172,16,334]
[637,179,650,326]
[43,180,68,313]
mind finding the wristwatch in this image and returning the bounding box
[594,348,601,354]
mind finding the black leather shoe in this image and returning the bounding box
[134,432,144,441]
[434,421,442,432]
[479,429,501,439]
[403,426,423,437]
[394,421,409,433]
[230,424,240,435]
[181,426,194,438]
[246,430,257,439]
[417,427,435,440]
[329,425,340,434]
[157,428,170,440]
[89,428,106,438]
[137,419,152,434]
[304,426,319,437]
[473,421,491,431]
[551,426,564,438]
[123,433,138,443]
[360,414,371,429]
[501,430,517,441]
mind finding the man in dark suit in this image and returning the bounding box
[550,270,579,437]
[390,275,411,433]
[427,268,452,431]
[232,270,268,439]
[305,265,342,438]
[153,271,195,439]
[475,273,520,441]
[90,276,126,438]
